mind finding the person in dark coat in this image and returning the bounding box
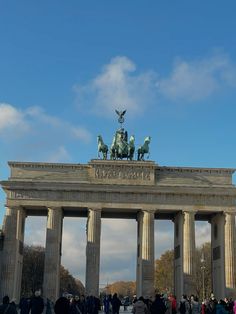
[0,295,17,314]
[29,291,44,314]
[19,296,30,314]
[150,294,167,314]
[111,293,122,314]
[54,294,70,314]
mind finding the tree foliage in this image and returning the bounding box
[105,281,136,298]
[21,245,45,295]
[155,250,174,294]
[21,245,85,297]
[154,243,212,297]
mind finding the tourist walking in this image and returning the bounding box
[111,293,122,314]
[168,295,177,314]
[178,295,190,314]
[216,300,228,314]
[151,294,167,314]
[0,295,17,314]
[29,291,44,314]
[19,296,30,314]
[54,294,70,314]
[190,296,201,314]
[233,301,236,314]
[132,296,148,314]
[104,295,111,314]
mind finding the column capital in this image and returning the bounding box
[47,206,62,211]
[224,211,235,217]
[88,207,102,212]
[182,210,196,215]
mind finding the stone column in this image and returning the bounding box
[183,211,196,295]
[85,208,101,297]
[211,213,225,300]
[224,212,236,297]
[0,206,26,301]
[136,210,154,298]
[43,207,63,301]
[173,212,184,301]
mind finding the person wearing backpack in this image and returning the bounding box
[179,295,190,314]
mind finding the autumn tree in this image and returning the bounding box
[21,245,45,295]
[105,281,136,298]
[155,250,174,294]
[21,245,84,296]
[154,243,212,297]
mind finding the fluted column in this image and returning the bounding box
[174,212,184,301]
[43,207,63,301]
[136,210,154,298]
[183,211,196,295]
[85,208,101,297]
[211,213,225,299]
[0,206,26,301]
[224,212,236,296]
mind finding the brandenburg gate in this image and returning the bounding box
[0,111,236,302]
[0,159,236,301]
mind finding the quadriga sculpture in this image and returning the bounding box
[110,129,135,160]
[137,136,151,161]
[97,135,108,160]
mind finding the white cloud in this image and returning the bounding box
[47,146,71,163]
[159,53,236,102]
[0,103,92,144]
[0,103,29,135]
[74,56,157,116]
[71,126,92,142]
[0,103,92,164]
[195,221,211,247]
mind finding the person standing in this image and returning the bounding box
[0,295,17,314]
[19,296,30,314]
[29,291,44,314]
[151,294,167,314]
[132,296,148,314]
[54,294,70,314]
[111,293,122,314]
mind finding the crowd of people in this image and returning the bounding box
[0,291,236,314]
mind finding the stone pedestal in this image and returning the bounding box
[43,207,63,301]
[85,208,101,297]
[183,211,196,295]
[224,212,236,297]
[174,212,184,301]
[0,207,25,301]
[136,210,154,298]
[211,213,225,299]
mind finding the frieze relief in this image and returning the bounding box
[8,189,235,207]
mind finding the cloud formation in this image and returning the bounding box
[74,56,157,116]
[74,53,236,115]
[159,53,236,102]
[0,103,29,136]
[0,103,92,163]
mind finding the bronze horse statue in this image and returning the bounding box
[137,136,151,161]
[97,135,108,160]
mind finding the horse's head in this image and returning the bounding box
[144,136,151,144]
[97,135,103,143]
[129,135,135,144]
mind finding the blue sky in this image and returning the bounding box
[1,1,236,285]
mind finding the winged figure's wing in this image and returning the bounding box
[115,109,120,116]
[122,110,126,116]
